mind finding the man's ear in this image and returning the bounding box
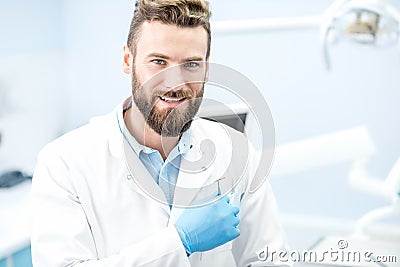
[123,45,133,74]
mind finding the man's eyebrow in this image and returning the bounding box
[184,56,204,61]
[145,53,204,62]
[145,53,170,59]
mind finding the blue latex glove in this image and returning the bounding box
[174,196,240,254]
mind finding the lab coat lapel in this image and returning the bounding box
[169,141,218,224]
[108,105,170,214]
[122,133,171,215]
[168,123,250,225]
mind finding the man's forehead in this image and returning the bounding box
[136,20,208,59]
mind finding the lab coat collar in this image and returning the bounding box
[108,97,151,158]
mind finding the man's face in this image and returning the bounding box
[125,21,209,137]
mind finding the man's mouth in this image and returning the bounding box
[158,96,188,107]
[159,96,186,103]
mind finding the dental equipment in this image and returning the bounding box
[321,0,400,70]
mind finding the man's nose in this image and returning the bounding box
[163,64,186,90]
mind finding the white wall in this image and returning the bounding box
[0,0,66,173]
[63,0,134,129]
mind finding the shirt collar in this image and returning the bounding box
[116,96,193,157]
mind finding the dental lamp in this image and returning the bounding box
[321,0,400,70]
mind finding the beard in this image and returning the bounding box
[131,71,204,137]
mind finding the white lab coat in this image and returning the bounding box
[31,100,289,267]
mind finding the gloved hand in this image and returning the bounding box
[174,196,240,254]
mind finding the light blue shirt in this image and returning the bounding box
[116,102,192,207]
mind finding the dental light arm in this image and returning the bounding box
[321,0,348,70]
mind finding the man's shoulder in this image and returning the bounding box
[192,118,247,142]
[38,112,117,160]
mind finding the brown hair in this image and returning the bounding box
[127,0,212,58]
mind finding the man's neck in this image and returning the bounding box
[124,104,179,161]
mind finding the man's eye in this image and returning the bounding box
[184,61,200,68]
[152,59,166,65]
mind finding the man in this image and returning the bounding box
[31,0,289,266]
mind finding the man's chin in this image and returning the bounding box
[147,97,201,136]
[158,120,193,137]
[148,112,194,137]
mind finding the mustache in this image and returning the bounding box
[157,89,194,99]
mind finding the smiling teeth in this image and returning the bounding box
[161,97,184,102]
